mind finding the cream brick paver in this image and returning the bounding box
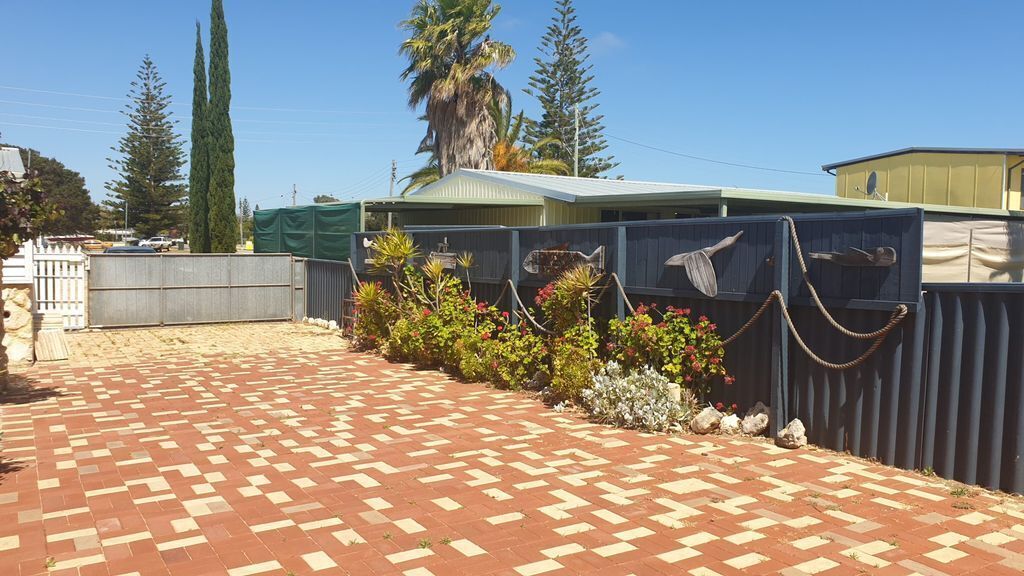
[2,323,1024,575]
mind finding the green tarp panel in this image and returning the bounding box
[253,203,360,261]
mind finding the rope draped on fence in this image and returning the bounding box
[717,216,908,370]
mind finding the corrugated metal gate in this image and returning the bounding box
[87,253,303,328]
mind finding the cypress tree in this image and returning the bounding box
[104,56,187,238]
[207,0,237,252]
[188,22,211,253]
[524,0,616,178]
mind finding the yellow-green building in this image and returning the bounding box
[822,147,1024,211]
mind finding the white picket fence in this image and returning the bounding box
[2,241,87,330]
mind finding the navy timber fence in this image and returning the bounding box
[309,208,1024,493]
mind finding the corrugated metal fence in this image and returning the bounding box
[321,210,1024,493]
[88,253,304,328]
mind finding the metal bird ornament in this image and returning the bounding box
[522,244,605,276]
[809,246,897,267]
[363,237,376,265]
[664,231,744,298]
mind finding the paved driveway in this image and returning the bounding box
[2,324,1024,575]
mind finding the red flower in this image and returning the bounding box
[497,325,504,331]
[481,332,491,340]
[657,322,667,329]
[650,302,658,308]
[710,357,720,365]
[411,330,420,337]
[626,347,636,357]
[715,402,725,410]
[685,375,693,382]
[490,361,499,370]
[724,375,735,385]
[682,308,691,315]
[685,345,696,353]
[666,305,676,312]
[731,403,738,411]
[606,342,615,351]
[501,311,510,319]
[422,308,432,317]
[689,355,697,362]
[708,323,717,331]
[692,362,701,371]
[699,315,708,322]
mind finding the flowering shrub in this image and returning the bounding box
[457,313,549,389]
[352,281,398,350]
[538,265,602,333]
[607,303,731,397]
[582,362,690,432]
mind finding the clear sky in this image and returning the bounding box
[3,1,1023,210]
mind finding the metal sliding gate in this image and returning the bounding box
[87,253,303,328]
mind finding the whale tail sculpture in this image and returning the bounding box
[664,231,744,298]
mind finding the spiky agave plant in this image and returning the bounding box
[368,228,421,303]
[456,251,475,292]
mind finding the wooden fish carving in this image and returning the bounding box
[522,245,605,276]
[809,246,897,267]
[664,231,744,298]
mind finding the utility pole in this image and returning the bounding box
[388,159,396,229]
[291,184,297,206]
[573,104,580,178]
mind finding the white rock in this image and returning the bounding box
[775,418,807,449]
[720,413,741,435]
[302,316,309,324]
[741,401,771,436]
[666,382,681,403]
[328,320,338,330]
[690,406,723,434]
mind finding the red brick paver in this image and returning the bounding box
[2,325,1024,575]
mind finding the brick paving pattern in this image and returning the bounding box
[2,324,1024,575]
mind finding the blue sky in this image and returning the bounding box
[3,1,1023,210]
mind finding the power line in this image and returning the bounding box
[606,134,827,177]
[0,83,401,116]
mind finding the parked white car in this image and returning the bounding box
[138,236,174,252]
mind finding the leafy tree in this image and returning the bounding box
[2,145,98,234]
[104,56,187,238]
[313,195,339,203]
[207,0,237,252]
[0,171,58,391]
[525,0,616,177]
[238,197,252,241]
[189,22,211,252]
[400,0,515,177]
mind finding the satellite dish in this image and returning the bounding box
[866,171,878,197]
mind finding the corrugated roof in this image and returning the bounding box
[822,147,1024,171]
[0,147,26,177]
[411,169,724,202]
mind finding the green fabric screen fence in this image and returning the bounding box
[253,203,360,261]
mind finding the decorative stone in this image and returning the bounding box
[720,413,741,435]
[328,320,338,330]
[741,401,770,436]
[302,316,309,324]
[690,406,723,434]
[776,418,807,449]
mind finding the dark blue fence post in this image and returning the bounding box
[509,230,520,321]
[616,226,627,320]
[772,218,791,432]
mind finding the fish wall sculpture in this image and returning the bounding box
[522,245,605,276]
[809,246,897,267]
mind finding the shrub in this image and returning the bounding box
[367,228,420,303]
[550,322,600,401]
[607,303,731,397]
[352,281,398,350]
[457,312,549,389]
[582,362,689,432]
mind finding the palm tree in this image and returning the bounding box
[401,96,570,194]
[490,96,569,175]
[400,0,515,177]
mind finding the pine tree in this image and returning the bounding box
[207,0,237,252]
[189,22,211,253]
[524,0,616,178]
[104,56,187,238]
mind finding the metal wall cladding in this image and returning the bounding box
[305,259,354,323]
[920,285,1024,493]
[88,254,296,328]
